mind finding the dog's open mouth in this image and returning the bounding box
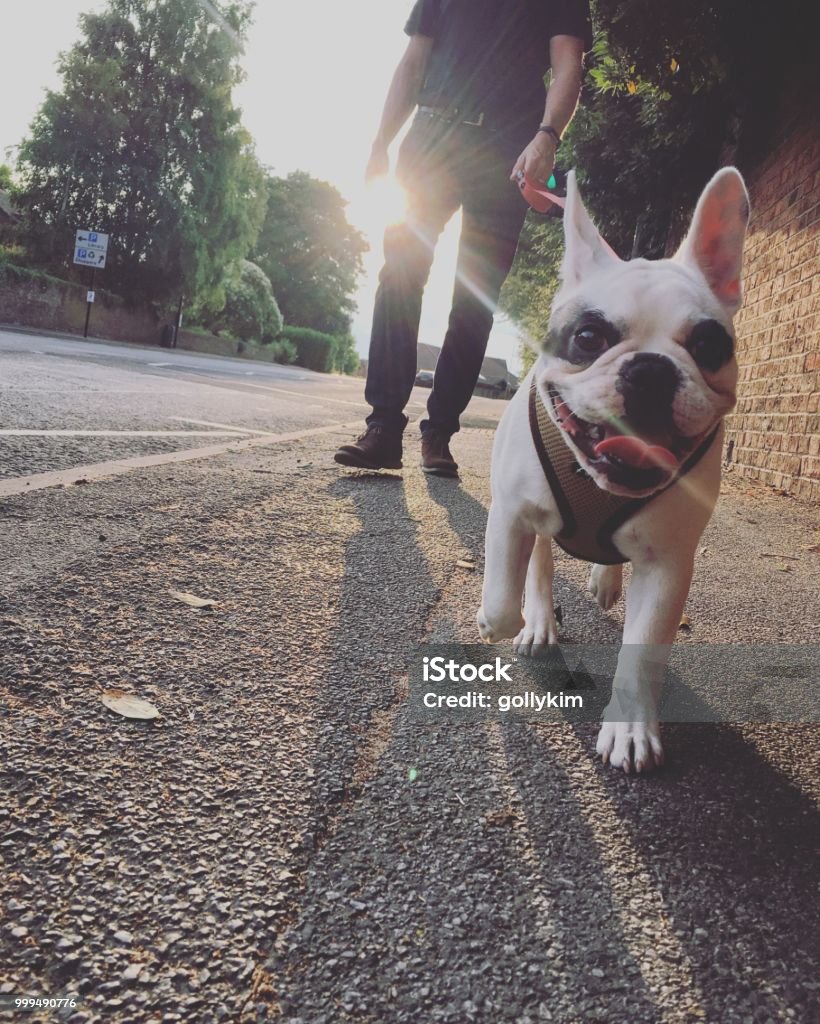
[549,387,702,492]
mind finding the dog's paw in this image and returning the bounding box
[513,614,559,657]
[596,719,664,774]
[477,606,524,644]
[587,563,623,612]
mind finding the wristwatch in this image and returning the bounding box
[537,125,561,148]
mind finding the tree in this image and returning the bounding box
[207,260,283,342]
[332,333,361,376]
[0,165,13,191]
[499,0,814,339]
[252,171,367,337]
[12,0,266,308]
[566,0,813,254]
[499,215,565,373]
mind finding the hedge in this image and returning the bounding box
[280,325,337,373]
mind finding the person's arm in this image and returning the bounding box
[366,35,434,182]
[509,34,585,184]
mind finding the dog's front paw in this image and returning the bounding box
[477,606,524,644]
[596,719,664,774]
[513,614,559,657]
[588,563,623,612]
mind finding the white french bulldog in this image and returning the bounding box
[478,167,750,773]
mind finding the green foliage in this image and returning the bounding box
[12,0,266,308]
[499,216,564,361]
[331,333,361,375]
[205,260,282,342]
[266,336,297,365]
[280,325,337,373]
[0,258,78,289]
[252,171,367,337]
[500,0,814,337]
[0,165,13,191]
[571,0,812,254]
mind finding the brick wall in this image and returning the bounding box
[0,268,159,345]
[726,117,820,502]
[0,270,279,365]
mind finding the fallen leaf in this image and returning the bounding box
[777,563,792,572]
[485,808,517,828]
[101,690,160,721]
[456,559,475,570]
[678,614,692,631]
[168,590,215,608]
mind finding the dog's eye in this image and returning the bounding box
[686,319,734,372]
[569,327,609,362]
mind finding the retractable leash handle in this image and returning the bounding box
[515,170,620,258]
[516,170,565,215]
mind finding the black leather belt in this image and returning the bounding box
[418,105,496,130]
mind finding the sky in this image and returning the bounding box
[0,0,526,372]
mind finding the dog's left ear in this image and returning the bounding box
[675,167,750,314]
[560,170,621,288]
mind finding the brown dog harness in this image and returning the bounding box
[529,384,717,565]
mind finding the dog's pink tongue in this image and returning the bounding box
[595,435,678,470]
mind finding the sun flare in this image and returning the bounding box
[347,176,409,242]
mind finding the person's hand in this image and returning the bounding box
[510,132,557,185]
[365,140,390,183]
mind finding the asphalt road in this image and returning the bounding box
[1,329,818,1024]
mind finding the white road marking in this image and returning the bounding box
[0,429,251,438]
[205,379,370,409]
[210,379,429,414]
[0,420,360,497]
[169,417,274,436]
[142,367,428,413]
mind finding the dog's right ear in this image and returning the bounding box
[560,170,621,288]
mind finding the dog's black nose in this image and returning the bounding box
[617,353,681,435]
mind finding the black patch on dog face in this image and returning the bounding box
[545,309,621,366]
[686,319,734,372]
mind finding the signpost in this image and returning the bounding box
[73,230,110,338]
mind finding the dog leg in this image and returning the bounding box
[587,563,623,611]
[477,504,533,643]
[513,535,560,655]
[596,557,693,774]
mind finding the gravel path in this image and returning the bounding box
[1,363,818,1023]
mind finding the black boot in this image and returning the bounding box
[334,425,403,470]
[421,430,459,478]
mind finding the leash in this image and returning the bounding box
[516,171,620,258]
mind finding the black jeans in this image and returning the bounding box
[365,112,530,437]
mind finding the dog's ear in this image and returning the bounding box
[560,170,620,288]
[675,167,750,314]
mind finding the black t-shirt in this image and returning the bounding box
[405,0,593,134]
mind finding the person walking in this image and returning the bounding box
[335,0,592,477]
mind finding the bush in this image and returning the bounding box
[267,337,297,365]
[280,325,337,373]
[208,261,283,342]
[332,332,362,375]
